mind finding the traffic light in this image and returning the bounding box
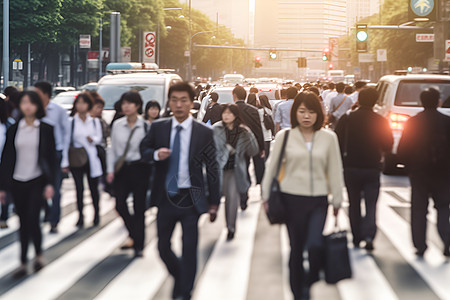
[356,24,368,53]
[297,57,307,68]
[269,50,277,60]
[328,63,334,70]
[322,48,330,61]
[255,56,262,68]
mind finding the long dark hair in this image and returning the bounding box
[144,100,161,120]
[247,94,259,108]
[259,94,272,110]
[18,91,46,119]
[221,103,242,128]
[70,92,94,116]
[290,92,324,131]
[0,98,8,124]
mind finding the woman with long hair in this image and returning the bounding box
[213,104,259,240]
[63,92,103,228]
[258,94,274,158]
[262,92,344,300]
[0,91,56,276]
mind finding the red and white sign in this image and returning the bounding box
[143,32,156,63]
[446,40,450,61]
[121,47,131,62]
[79,35,91,49]
[416,34,434,42]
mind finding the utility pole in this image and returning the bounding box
[188,0,192,81]
[27,44,31,87]
[3,0,9,90]
[99,18,103,79]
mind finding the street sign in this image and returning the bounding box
[409,0,436,21]
[445,40,450,61]
[121,47,131,62]
[359,53,375,63]
[184,50,190,57]
[377,49,387,62]
[416,34,434,42]
[12,59,23,70]
[79,35,91,49]
[143,32,156,63]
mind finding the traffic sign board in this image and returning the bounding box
[445,40,450,61]
[143,32,156,63]
[79,35,91,49]
[416,34,434,42]
[377,49,387,62]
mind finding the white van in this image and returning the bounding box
[375,74,450,173]
[97,64,182,123]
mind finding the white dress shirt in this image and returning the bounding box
[13,119,43,182]
[43,102,69,167]
[154,116,193,188]
[62,114,103,178]
[107,116,147,174]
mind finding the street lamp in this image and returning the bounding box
[157,7,182,66]
[189,31,214,81]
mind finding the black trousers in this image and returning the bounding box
[70,163,100,220]
[344,168,380,244]
[264,141,271,162]
[282,193,328,300]
[157,190,199,299]
[11,176,46,264]
[409,172,450,252]
[114,163,151,251]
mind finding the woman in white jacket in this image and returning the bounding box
[262,91,344,300]
[62,93,103,228]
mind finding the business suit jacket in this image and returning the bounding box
[235,100,264,151]
[202,103,223,125]
[0,121,57,191]
[140,117,221,214]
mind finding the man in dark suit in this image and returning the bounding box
[202,92,222,125]
[140,82,220,300]
[398,88,450,258]
[232,86,265,210]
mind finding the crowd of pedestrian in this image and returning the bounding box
[0,79,449,300]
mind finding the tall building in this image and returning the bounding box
[190,0,255,45]
[347,0,381,29]
[253,0,348,77]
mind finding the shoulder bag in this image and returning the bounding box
[68,119,89,168]
[114,126,138,174]
[266,130,290,225]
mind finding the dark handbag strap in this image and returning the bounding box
[120,126,139,160]
[274,130,290,179]
[70,118,75,147]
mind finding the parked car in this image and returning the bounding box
[51,91,79,111]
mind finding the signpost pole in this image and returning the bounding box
[3,0,9,90]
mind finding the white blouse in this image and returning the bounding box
[62,114,103,178]
[13,119,42,181]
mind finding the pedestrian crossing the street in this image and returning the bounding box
[0,180,449,300]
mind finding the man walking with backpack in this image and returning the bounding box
[398,88,450,258]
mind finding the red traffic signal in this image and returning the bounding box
[328,63,334,70]
[255,56,262,68]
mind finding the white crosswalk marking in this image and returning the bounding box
[0,182,449,300]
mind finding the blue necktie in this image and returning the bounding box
[166,125,182,197]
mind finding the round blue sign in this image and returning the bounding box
[411,0,434,17]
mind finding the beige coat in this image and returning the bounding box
[261,128,344,209]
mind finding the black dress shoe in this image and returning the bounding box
[76,217,84,228]
[13,266,27,278]
[93,214,100,227]
[34,261,44,272]
[365,239,374,251]
[134,249,144,258]
[227,231,235,241]
[49,225,58,234]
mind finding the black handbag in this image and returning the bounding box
[323,219,352,284]
[263,109,275,134]
[266,130,290,225]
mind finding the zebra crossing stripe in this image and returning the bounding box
[377,194,450,300]
[192,203,261,300]
[1,217,130,300]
